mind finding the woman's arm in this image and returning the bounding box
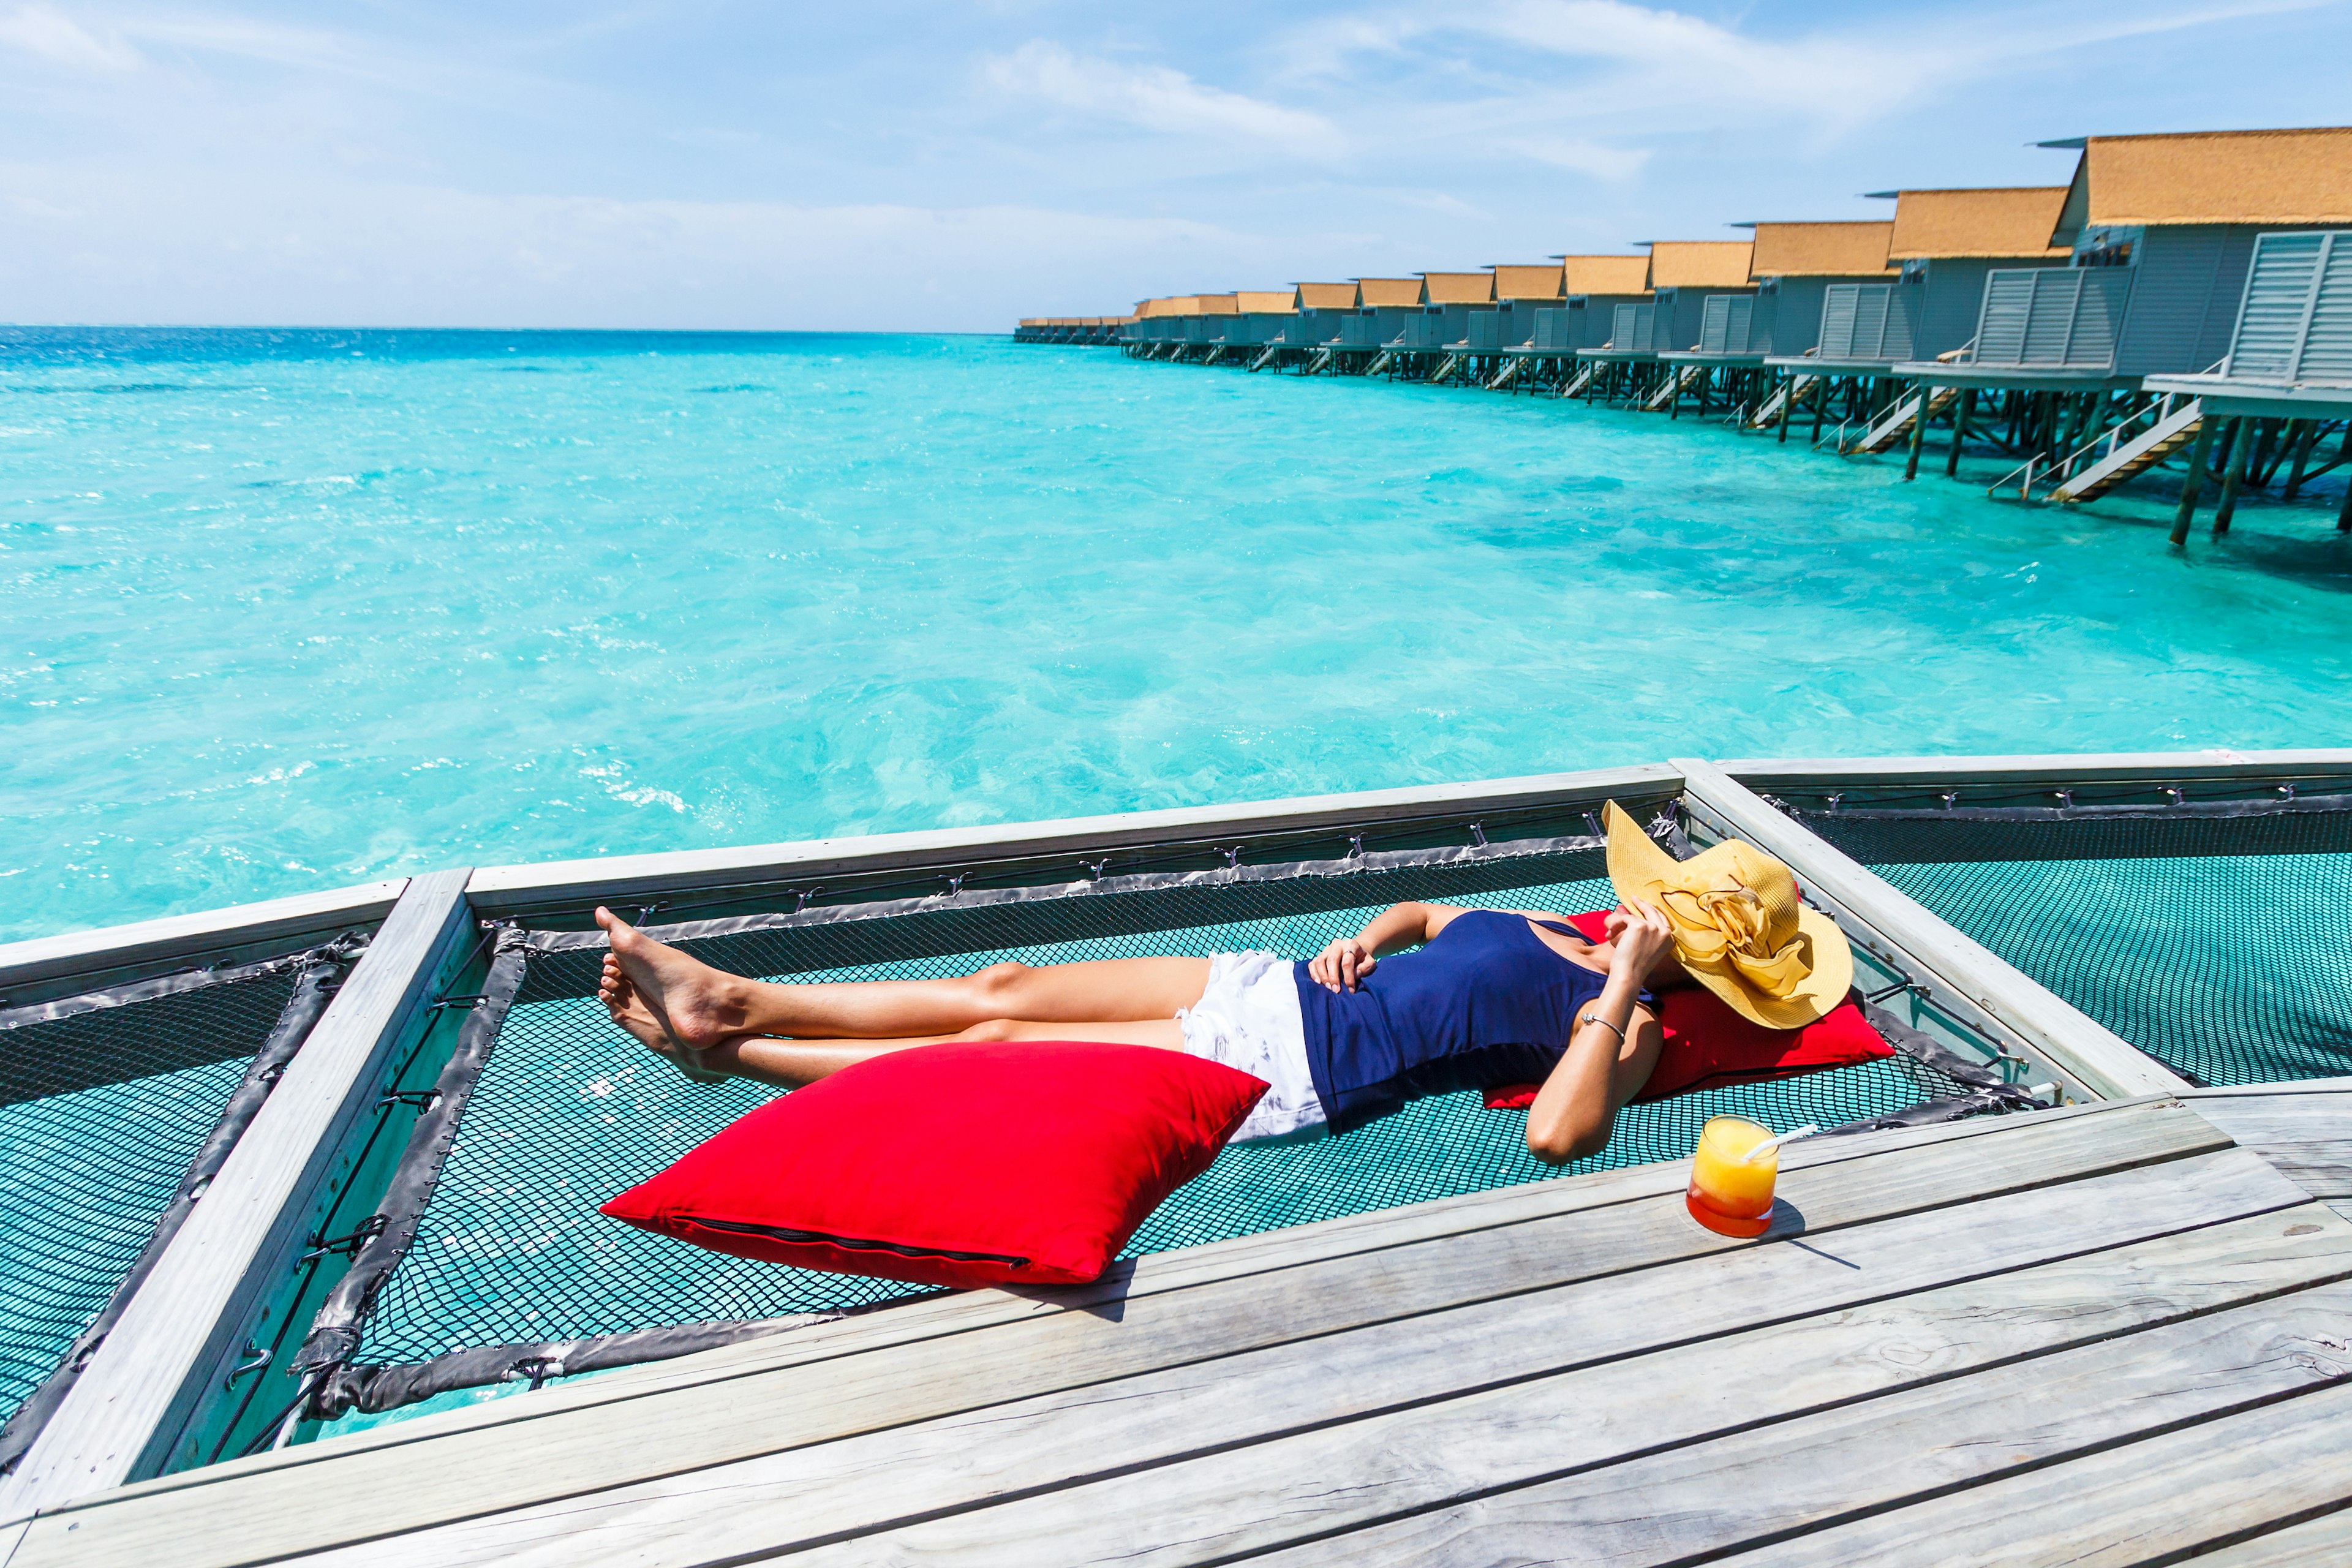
[1525,900,1673,1165]
[1305,902,1467,993]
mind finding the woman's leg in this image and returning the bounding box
[601,973,1183,1089]
[594,907,1212,1050]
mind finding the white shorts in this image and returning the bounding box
[1177,951,1329,1144]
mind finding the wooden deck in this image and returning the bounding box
[7,1084,2350,1567]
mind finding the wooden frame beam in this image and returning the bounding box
[1673,758,2187,1101]
[0,870,475,1520]
[1713,747,2352,799]
[0,880,407,1009]
[465,765,1686,919]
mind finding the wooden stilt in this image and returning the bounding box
[2281,420,2316,499]
[1778,373,1795,444]
[1811,378,1827,445]
[2213,418,2253,534]
[1946,388,1975,478]
[1902,380,1929,480]
[2169,417,2218,546]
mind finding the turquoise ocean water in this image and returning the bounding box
[4,327,2349,944]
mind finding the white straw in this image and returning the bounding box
[1739,1123,1820,1164]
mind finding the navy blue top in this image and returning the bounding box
[1294,910,1654,1134]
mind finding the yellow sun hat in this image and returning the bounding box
[1602,800,1853,1031]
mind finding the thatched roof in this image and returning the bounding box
[1234,290,1298,313]
[1557,255,1653,296]
[1748,221,1895,277]
[1490,264,1566,301]
[1419,272,1496,305]
[1646,241,1755,288]
[1293,282,1360,310]
[2059,126,2352,232]
[1354,277,1425,307]
[1886,187,2071,259]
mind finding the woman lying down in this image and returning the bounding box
[597,802,1851,1163]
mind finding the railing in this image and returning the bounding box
[1986,367,2221,500]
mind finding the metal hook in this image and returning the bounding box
[2054,789,2074,809]
[793,888,820,915]
[511,1356,562,1392]
[2164,787,2185,807]
[1221,846,1242,871]
[224,1341,271,1389]
[1081,857,1110,882]
[1468,821,1488,848]
[940,873,965,898]
[1939,791,1959,810]
[1346,834,1365,859]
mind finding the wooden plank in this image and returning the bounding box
[1675,756,2189,1100]
[0,879,406,1008]
[60,1096,2165,1498]
[0,870,474,1520]
[1710,1379,2352,1567]
[287,1172,2345,1568]
[824,1252,2352,1568]
[1244,1273,2352,1568]
[2173,1081,2352,1104]
[464,763,1682,914]
[2188,1093,2352,1198]
[10,1101,2231,1564]
[2190,1509,2352,1567]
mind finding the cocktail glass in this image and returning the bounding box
[1686,1115,1779,1237]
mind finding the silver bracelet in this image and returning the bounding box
[1578,1009,1626,1046]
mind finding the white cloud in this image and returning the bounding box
[0,3,140,70]
[1504,135,1649,182]
[0,162,1274,328]
[1281,0,2335,141]
[984,40,1343,159]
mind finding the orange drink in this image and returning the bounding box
[1687,1115,1779,1237]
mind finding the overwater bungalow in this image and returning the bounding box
[1178,292,1243,359]
[1123,296,1196,356]
[1574,241,1752,409]
[2135,225,2351,537]
[1900,126,2352,495]
[1392,272,1495,382]
[1488,265,1564,347]
[1279,282,1360,369]
[1526,255,1653,394]
[7,750,2351,1562]
[1756,187,2070,452]
[1348,277,1427,366]
[1463,265,1566,390]
[1663,221,1894,423]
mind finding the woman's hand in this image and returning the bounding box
[1604,899,1677,981]
[1308,935,1378,993]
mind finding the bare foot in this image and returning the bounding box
[594,907,752,1051]
[600,968,733,1085]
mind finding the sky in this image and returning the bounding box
[2,0,2349,332]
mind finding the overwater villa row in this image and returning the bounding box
[1018,127,2352,540]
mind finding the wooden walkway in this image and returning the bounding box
[9,1083,2351,1567]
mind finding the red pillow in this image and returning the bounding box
[600,1041,1267,1290]
[1480,910,1891,1109]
